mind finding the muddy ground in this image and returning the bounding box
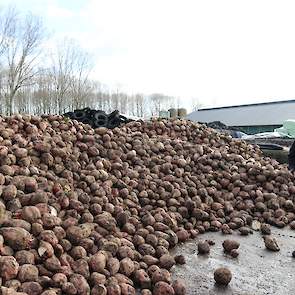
[170,227,295,295]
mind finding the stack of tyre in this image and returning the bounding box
[63,108,132,129]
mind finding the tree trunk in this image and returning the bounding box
[9,93,14,115]
[7,90,16,115]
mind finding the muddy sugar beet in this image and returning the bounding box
[0,115,294,294]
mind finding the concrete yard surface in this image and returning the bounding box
[171,227,295,295]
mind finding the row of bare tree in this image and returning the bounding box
[0,7,190,117]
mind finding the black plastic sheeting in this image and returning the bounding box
[202,121,246,139]
[205,121,243,132]
[257,143,283,151]
[63,108,133,129]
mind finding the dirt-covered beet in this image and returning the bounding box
[17,264,39,282]
[214,267,232,286]
[172,279,186,295]
[263,236,280,251]
[174,255,185,265]
[153,281,175,295]
[222,240,240,253]
[0,256,19,281]
[197,241,210,255]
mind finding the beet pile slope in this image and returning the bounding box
[0,114,294,295]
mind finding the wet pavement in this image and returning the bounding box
[170,227,295,295]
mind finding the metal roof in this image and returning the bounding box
[187,99,295,126]
[199,99,295,110]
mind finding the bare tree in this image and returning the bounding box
[50,38,93,113]
[0,7,17,113]
[134,93,145,117]
[31,69,55,114]
[119,92,128,115]
[0,6,16,57]
[150,93,164,116]
[111,89,120,112]
[70,47,93,110]
[149,93,175,116]
[0,11,45,114]
[50,39,76,114]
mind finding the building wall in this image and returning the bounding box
[187,100,295,127]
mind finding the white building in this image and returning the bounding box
[187,99,295,134]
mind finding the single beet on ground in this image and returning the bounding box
[0,115,294,294]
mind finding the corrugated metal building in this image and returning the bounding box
[187,99,295,134]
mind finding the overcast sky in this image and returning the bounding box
[1,0,295,109]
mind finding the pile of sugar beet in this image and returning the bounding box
[0,114,294,295]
